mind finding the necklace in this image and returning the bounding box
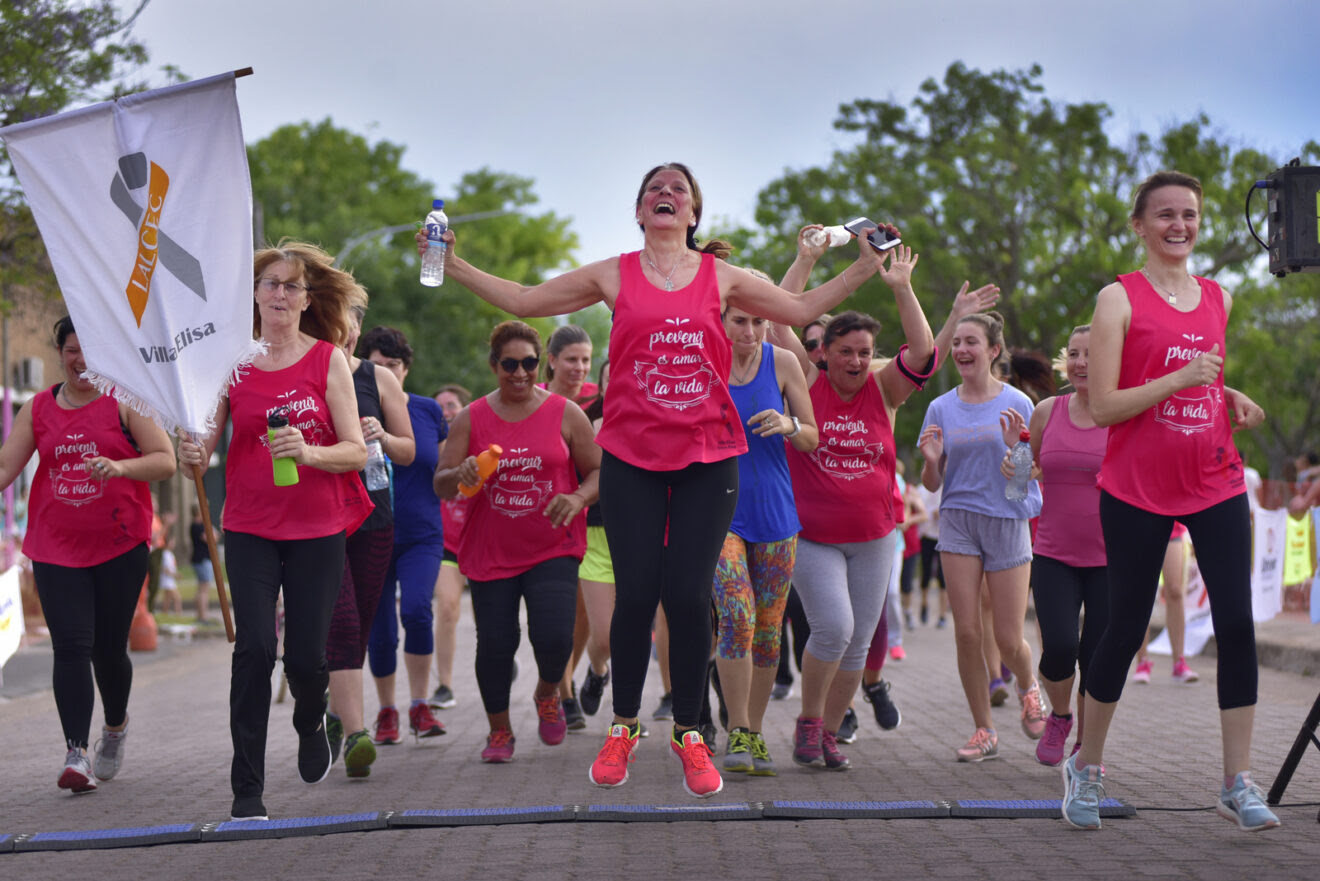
[58,383,93,408]
[644,249,685,291]
[1141,268,1191,305]
[730,346,762,385]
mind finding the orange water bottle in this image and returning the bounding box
[459,444,502,497]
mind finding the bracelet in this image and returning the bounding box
[786,416,801,438]
[839,268,853,296]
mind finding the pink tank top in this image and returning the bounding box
[1033,394,1108,568]
[1097,273,1245,516]
[441,495,469,555]
[787,372,897,543]
[459,394,586,582]
[594,252,747,469]
[223,340,372,539]
[24,389,153,566]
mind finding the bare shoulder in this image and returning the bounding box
[580,255,623,308]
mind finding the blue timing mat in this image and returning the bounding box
[949,798,1136,818]
[390,806,576,827]
[763,799,951,819]
[13,823,201,852]
[580,802,762,822]
[200,811,390,842]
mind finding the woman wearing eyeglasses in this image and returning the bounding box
[433,320,601,764]
[179,241,371,821]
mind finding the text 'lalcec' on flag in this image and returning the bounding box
[0,71,264,438]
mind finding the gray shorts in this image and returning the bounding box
[936,509,1032,572]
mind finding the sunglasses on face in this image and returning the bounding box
[499,356,540,374]
[803,338,821,352]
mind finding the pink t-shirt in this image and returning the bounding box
[1097,272,1245,516]
[1033,394,1107,568]
[594,252,746,470]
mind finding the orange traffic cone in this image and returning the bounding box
[129,579,158,652]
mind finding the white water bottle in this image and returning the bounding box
[805,225,852,249]
[364,438,389,491]
[420,199,448,287]
[1004,430,1033,501]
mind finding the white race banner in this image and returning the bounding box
[1149,550,1213,657]
[1250,507,1286,622]
[0,72,263,437]
[0,565,24,684]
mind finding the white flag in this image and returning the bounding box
[0,72,263,437]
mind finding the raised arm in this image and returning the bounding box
[872,246,936,411]
[933,281,1002,365]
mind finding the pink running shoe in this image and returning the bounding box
[821,728,850,771]
[792,716,824,767]
[1132,658,1153,684]
[1019,681,1047,740]
[1036,713,1074,766]
[1172,657,1200,683]
[589,724,639,787]
[373,706,402,745]
[955,727,999,762]
[888,645,906,661]
[671,729,723,798]
[480,728,516,763]
[534,692,567,745]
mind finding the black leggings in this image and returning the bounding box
[224,530,345,799]
[34,544,149,750]
[1031,554,1108,691]
[468,556,578,715]
[600,452,738,727]
[919,536,945,591]
[1088,492,1256,709]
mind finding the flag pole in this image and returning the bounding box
[191,463,234,642]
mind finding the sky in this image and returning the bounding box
[116,0,1319,265]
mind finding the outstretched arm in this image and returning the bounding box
[933,281,1001,364]
[873,246,936,411]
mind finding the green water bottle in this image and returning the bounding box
[267,409,299,487]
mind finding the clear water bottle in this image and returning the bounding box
[1004,430,1033,501]
[420,199,448,287]
[805,225,853,249]
[364,438,389,491]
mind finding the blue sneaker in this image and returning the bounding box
[1217,773,1281,831]
[1060,754,1104,830]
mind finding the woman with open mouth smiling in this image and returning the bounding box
[419,162,893,798]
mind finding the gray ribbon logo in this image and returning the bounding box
[110,152,207,302]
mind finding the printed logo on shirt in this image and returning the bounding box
[1154,334,1220,436]
[487,447,554,518]
[632,317,718,410]
[809,417,885,479]
[49,433,105,506]
[261,389,329,450]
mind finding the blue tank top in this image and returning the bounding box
[391,393,449,545]
[729,343,801,543]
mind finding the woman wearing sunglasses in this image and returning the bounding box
[433,320,601,764]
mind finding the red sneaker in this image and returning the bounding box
[481,728,516,763]
[589,724,639,787]
[671,729,723,798]
[373,706,402,745]
[534,693,567,745]
[409,702,446,739]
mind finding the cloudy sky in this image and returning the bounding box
[121,0,1318,264]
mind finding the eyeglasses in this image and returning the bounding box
[257,277,308,295]
[803,338,821,352]
[499,356,540,374]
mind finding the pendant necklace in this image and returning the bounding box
[644,249,683,291]
[731,346,762,385]
[1141,268,1190,305]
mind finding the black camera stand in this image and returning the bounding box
[1267,688,1320,822]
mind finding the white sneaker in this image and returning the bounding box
[93,719,129,781]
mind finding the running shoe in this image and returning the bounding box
[1019,680,1047,740]
[904,611,915,631]
[889,645,906,662]
[792,716,824,767]
[580,665,610,716]
[562,695,587,731]
[989,677,1009,707]
[57,748,97,793]
[1036,713,1074,766]
[428,684,457,709]
[297,716,332,784]
[862,679,902,731]
[771,681,794,701]
[653,691,674,720]
[836,707,860,744]
[589,723,640,787]
[343,729,377,778]
[92,720,128,781]
[1060,754,1104,830]
[325,714,344,764]
[671,729,723,798]
[955,727,999,763]
[1172,657,1200,683]
[409,702,447,739]
[481,728,516,764]
[936,616,948,629]
[699,721,718,753]
[230,795,268,821]
[748,732,777,777]
[535,692,568,745]
[723,727,754,773]
[1131,658,1153,684]
[1216,772,1281,831]
[821,728,850,771]
[1000,663,1014,686]
[373,706,402,745]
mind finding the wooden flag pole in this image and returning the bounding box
[191,463,234,642]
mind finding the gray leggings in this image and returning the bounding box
[792,532,898,670]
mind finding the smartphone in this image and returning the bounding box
[843,216,902,252]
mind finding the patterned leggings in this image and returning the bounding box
[712,533,796,667]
